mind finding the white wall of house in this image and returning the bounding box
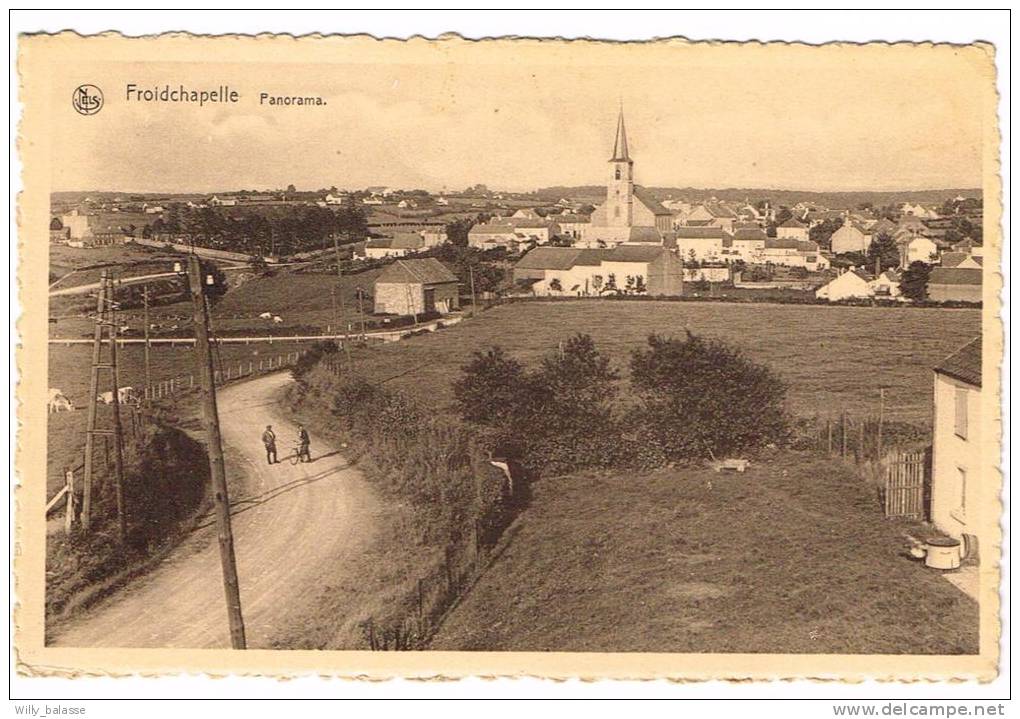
[676,237,724,262]
[931,372,981,541]
[365,246,411,259]
[815,272,872,301]
[901,237,939,267]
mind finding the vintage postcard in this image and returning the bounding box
[15,32,1002,681]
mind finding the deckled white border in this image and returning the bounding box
[9,8,1011,705]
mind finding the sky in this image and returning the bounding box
[46,39,992,194]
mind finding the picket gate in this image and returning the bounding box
[884,449,927,519]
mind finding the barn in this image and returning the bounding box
[373,258,460,316]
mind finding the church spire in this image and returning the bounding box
[610,107,631,162]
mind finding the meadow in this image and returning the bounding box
[339,300,981,427]
[430,453,979,654]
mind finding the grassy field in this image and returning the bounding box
[48,243,186,287]
[430,452,978,654]
[338,300,981,427]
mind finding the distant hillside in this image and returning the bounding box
[533,186,982,209]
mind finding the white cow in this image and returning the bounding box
[48,389,73,413]
[259,312,273,320]
[272,316,283,324]
[97,386,139,406]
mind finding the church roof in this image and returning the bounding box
[633,187,671,216]
[610,109,631,162]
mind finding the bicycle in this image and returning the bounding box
[289,442,303,465]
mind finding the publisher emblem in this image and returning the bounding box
[72,84,104,115]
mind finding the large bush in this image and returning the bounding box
[628,332,790,465]
[453,334,622,472]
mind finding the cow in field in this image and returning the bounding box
[48,389,73,413]
[259,312,273,320]
[273,316,283,324]
[97,387,139,406]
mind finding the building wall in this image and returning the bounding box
[647,252,684,296]
[428,281,460,313]
[928,282,983,303]
[365,247,411,259]
[777,226,809,242]
[931,372,981,540]
[815,273,871,301]
[676,237,723,262]
[830,226,871,255]
[374,281,420,315]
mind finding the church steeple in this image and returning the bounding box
[610,108,631,162]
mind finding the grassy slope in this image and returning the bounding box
[431,453,978,654]
[345,300,980,426]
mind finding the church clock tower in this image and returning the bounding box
[606,108,634,228]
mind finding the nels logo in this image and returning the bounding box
[72,84,104,116]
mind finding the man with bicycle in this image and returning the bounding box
[297,424,311,463]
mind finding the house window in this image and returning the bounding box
[615,167,621,180]
[954,386,969,439]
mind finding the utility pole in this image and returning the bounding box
[80,271,126,541]
[143,284,151,401]
[333,234,353,369]
[356,287,366,341]
[877,388,885,460]
[187,255,247,650]
[469,265,477,316]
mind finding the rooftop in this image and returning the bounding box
[375,257,458,285]
[934,337,981,387]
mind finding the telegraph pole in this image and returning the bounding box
[187,255,247,650]
[333,234,353,369]
[469,265,478,316]
[143,284,151,401]
[107,286,127,544]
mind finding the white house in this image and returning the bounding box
[364,232,427,259]
[898,236,939,268]
[759,239,829,270]
[674,226,727,263]
[815,268,873,301]
[869,269,902,298]
[830,221,873,255]
[776,217,810,241]
[468,223,521,251]
[209,195,237,207]
[721,226,768,263]
[930,337,982,552]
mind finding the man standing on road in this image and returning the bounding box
[297,424,311,463]
[262,425,278,465]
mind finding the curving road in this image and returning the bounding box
[50,372,378,649]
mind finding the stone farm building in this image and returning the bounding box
[373,258,460,316]
[513,244,682,297]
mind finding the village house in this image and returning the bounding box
[721,226,768,263]
[60,209,96,239]
[324,193,348,205]
[509,218,559,245]
[759,238,829,270]
[927,267,983,303]
[829,220,873,255]
[468,222,522,251]
[208,195,238,207]
[674,226,727,263]
[869,268,902,298]
[373,258,460,316]
[554,213,591,241]
[952,238,984,258]
[901,202,939,219]
[420,228,448,247]
[898,235,939,268]
[512,208,544,220]
[364,232,429,259]
[930,337,982,552]
[776,217,810,242]
[815,268,873,302]
[513,244,682,297]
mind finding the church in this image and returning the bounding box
[581,109,674,248]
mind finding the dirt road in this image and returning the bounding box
[51,372,378,649]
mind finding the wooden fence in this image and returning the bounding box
[811,410,931,521]
[144,351,304,401]
[883,448,929,520]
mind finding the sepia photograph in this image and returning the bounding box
[12,15,1005,695]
